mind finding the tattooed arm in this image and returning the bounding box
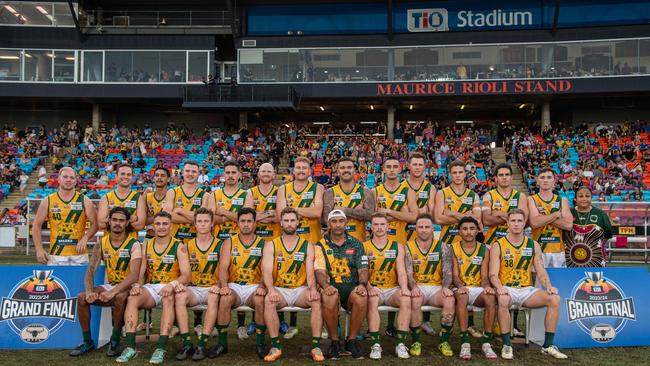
[321,188,334,226]
[442,243,453,289]
[342,188,375,221]
[84,241,102,293]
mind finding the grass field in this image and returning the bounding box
[0,253,648,366]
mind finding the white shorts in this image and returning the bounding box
[143,284,167,307]
[188,286,210,305]
[465,286,486,306]
[420,285,441,303]
[378,287,400,305]
[99,284,115,292]
[47,254,89,265]
[276,286,308,307]
[229,283,259,305]
[505,286,539,308]
[542,252,567,268]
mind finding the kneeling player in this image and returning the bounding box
[71,207,142,357]
[117,211,191,364]
[489,209,568,360]
[174,208,225,361]
[364,213,411,359]
[405,214,455,357]
[262,208,324,362]
[452,217,497,360]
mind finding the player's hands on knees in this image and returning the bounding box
[483,286,495,295]
[442,288,454,297]
[130,284,142,296]
[496,286,509,296]
[99,290,115,302]
[323,285,338,297]
[457,286,468,295]
[400,287,411,297]
[366,285,379,297]
[255,287,267,296]
[85,291,99,303]
[547,286,559,295]
[410,286,422,298]
[209,285,220,294]
[175,283,186,293]
[267,288,281,303]
[354,284,367,297]
[219,286,232,296]
[160,284,174,297]
[308,287,320,302]
[76,238,87,255]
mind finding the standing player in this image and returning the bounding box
[434,160,482,246]
[210,161,249,240]
[174,208,225,361]
[97,164,147,240]
[33,167,98,265]
[482,163,528,246]
[146,167,170,237]
[489,209,568,360]
[117,211,191,364]
[404,214,455,358]
[528,167,573,268]
[70,207,142,357]
[452,217,498,360]
[364,213,411,360]
[276,156,324,245]
[206,208,268,359]
[315,209,368,360]
[261,208,325,362]
[374,158,417,245]
[322,157,375,242]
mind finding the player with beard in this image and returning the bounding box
[373,158,417,245]
[146,167,170,238]
[98,164,147,241]
[210,161,249,241]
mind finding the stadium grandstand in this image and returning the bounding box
[1,0,650,364]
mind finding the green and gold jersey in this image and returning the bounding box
[47,192,88,256]
[187,236,221,287]
[439,186,478,245]
[497,236,535,288]
[144,238,182,284]
[100,234,139,285]
[314,234,368,285]
[213,186,248,240]
[228,234,265,285]
[364,239,400,289]
[405,239,443,286]
[452,241,487,287]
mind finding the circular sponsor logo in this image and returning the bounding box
[20,324,50,344]
[590,324,616,343]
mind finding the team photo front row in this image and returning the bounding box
[72,207,567,363]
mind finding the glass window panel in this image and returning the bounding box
[188,51,207,82]
[639,39,650,74]
[83,51,103,81]
[209,51,216,80]
[105,51,132,82]
[2,2,54,26]
[0,50,22,81]
[614,40,640,75]
[287,50,302,82]
[239,49,264,82]
[53,51,75,81]
[24,50,52,81]
[261,49,289,82]
[160,51,185,82]
[223,62,236,81]
[53,3,74,26]
[310,49,340,82]
[133,51,159,82]
[576,41,612,76]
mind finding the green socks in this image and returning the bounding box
[180,332,192,348]
[483,332,493,343]
[125,332,136,348]
[460,331,470,344]
[82,330,92,343]
[217,325,228,347]
[543,332,555,348]
[271,336,281,349]
[370,331,380,343]
[157,335,169,350]
[387,312,396,327]
[410,326,422,343]
[256,325,267,346]
[311,337,321,349]
[501,332,512,346]
[396,330,408,343]
[197,333,209,348]
[440,324,453,342]
[110,327,122,343]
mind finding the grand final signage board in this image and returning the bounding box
[547,267,650,348]
[0,265,105,349]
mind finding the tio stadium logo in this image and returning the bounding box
[0,270,77,344]
[566,272,636,343]
[408,9,448,32]
[408,8,534,32]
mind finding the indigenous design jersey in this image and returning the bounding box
[47,192,88,256]
[439,187,478,245]
[284,181,322,244]
[484,188,521,245]
[452,241,487,287]
[271,236,309,288]
[144,238,182,284]
[405,239,443,286]
[374,181,410,244]
[146,191,166,218]
[169,186,205,241]
[314,234,368,285]
[229,234,265,285]
[213,187,248,240]
[187,237,221,287]
[331,183,367,242]
[100,234,139,285]
[363,240,400,289]
[531,193,564,253]
[406,180,434,241]
[496,236,535,288]
[250,185,280,239]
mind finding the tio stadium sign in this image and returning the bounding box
[376,80,572,96]
[408,8,533,32]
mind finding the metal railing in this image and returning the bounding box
[79,10,231,28]
[183,84,301,107]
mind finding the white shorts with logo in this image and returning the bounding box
[47,254,89,265]
[378,287,400,304]
[276,286,308,307]
[542,252,567,268]
[143,284,167,306]
[505,286,539,308]
[463,286,486,306]
[229,283,258,305]
[420,285,442,303]
[188,286,210,305]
